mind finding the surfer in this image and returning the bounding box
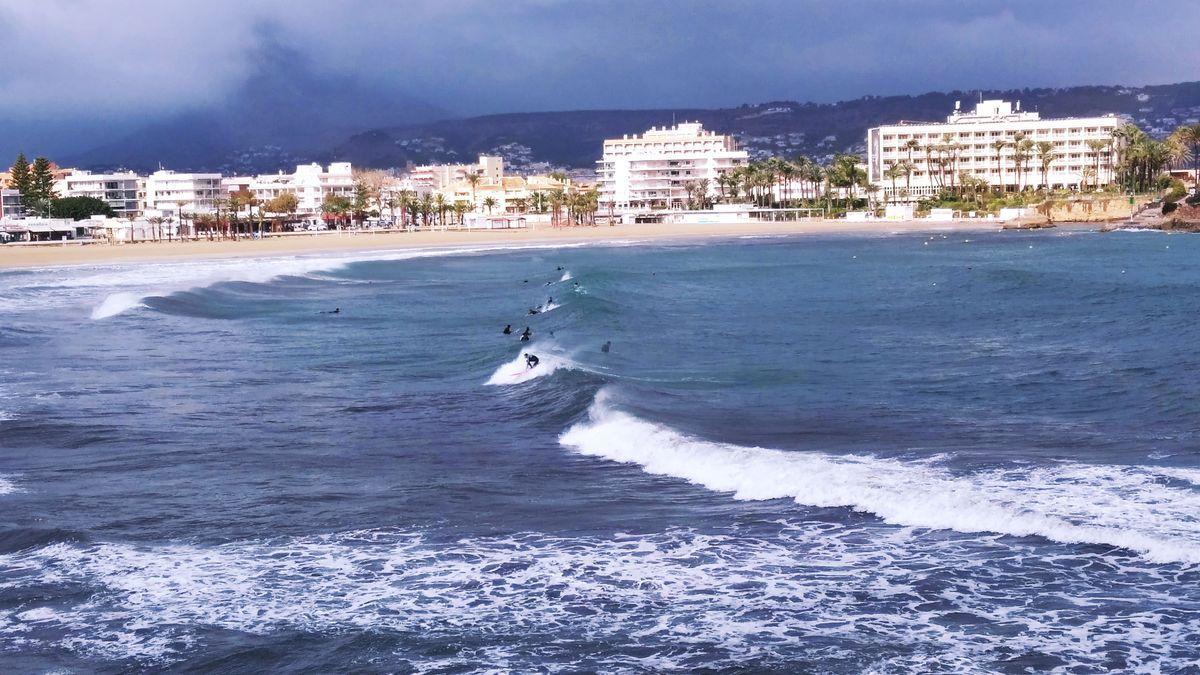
[520,327,531,341]
[528,307,540,316]
[502,324,512,335]
[320,307,341,314]
[556,266,563,271]
[525,353,540,369]
[601,340,611,353]
[547,296,553,305]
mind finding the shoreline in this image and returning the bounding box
[0,219,1042,270]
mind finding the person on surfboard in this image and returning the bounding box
[525,353,539,369]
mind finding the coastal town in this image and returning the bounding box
[2,99,1198,246]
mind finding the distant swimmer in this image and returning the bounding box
[320,307,341,314]
[528,308,540,315]
[525,353,540,369]
[547,296,553,305]
[503,324,512,335]
[601,340,611,353]
[556,266,564,271]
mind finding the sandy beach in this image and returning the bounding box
[0,219,1009,269]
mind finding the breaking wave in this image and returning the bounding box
[559,390,1200,565]
[485,349,579,386]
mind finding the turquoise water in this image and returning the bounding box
[1,230,1198,671]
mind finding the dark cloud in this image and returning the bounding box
[0,0,1195,159]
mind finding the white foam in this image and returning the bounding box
[89,292,146,320]
[1,525,1195,669]
[559,391,1200,565]
[0,475,16,495]
[0,242,595,320]
[485,350,575,385]
[559,271,573,282]
[540,301,562,313]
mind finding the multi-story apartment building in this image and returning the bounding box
[142,170,222,218]
[55,171,143,217]
[436,174,572,214]
[408,156,504,193]
[248,162,355,218]
[1,189,23,219]
[866,100,1123,202]
[597,122,748,211]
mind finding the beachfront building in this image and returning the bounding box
[597,122,749,211]
[866,100,1123,202]
[142,170,222,218]
[248,162,355,219]
[55,170,142,218]
[1,189,23,219]
[436,173,571,215]
[408,156,504,194]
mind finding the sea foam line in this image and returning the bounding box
[559,390,1200,565]
[1,242,596,320]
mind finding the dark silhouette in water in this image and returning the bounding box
[520,327,531,342]
[503,324,512,335]
[525,353,540,369]
[601,341,611,353]
[528,308,540,315]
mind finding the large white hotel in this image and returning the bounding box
[867,100,1123,202]
[597,122,748,211]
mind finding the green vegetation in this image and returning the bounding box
[8,154,31,198]
[48,196,115,220]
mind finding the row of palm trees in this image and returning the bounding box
[314,177,603,230]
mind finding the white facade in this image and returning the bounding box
[867,100,1123,201]
[142,170,222,218]
[408,156,504,193]
[55,171,142,217]
[1,189,23,219]
[597,122,748,211]
[248,162,354,218]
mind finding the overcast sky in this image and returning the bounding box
[1,0,1197,155]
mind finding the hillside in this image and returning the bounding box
[328,81,1200,172]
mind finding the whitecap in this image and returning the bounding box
[485,349,577,385]
[559,390,1200,565]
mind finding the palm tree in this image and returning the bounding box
[1016,138,1035,191]
[1034,141,1056,191]
[1168,124,1200,188]
[883,162,907,204]
[715,172,732,202]
[921,144,937,192]
[1085,139,1110,190]
[483,196,496,215]
[419,193,434,229]
[903,139,920,197]
[991,139,1009,194]
[465,172,481,208]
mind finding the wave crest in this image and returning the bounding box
[559,391,1200,564]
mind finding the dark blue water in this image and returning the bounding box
[1,231,1199,672]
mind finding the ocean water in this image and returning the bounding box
[1,230,1199,672]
